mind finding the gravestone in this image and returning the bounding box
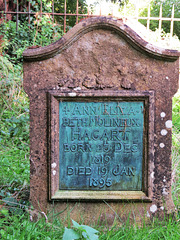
[23,17,180,224]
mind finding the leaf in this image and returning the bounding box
[0,190,5,197]
[87,234,99,240]
[63,228,80,240]
[82,232,88,239]
[9,207,23,215]
[13,127,19,136]
[81,225,99,240]
[72,219,80,228]
[81,225,99,235]
[2,197,18,207]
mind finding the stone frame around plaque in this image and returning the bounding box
[48,90,154,201]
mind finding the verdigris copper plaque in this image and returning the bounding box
[59,101,144,191]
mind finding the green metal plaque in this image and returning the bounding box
[59,101,144,191]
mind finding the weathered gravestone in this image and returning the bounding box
[23,17,180,224]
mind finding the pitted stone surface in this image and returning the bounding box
[23,17,179,224]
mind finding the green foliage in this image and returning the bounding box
[0,55,14,75]
[173,92,180,132]
[2,196,30,215]
[99,218,180,239]
[63,220,99,240]
[0,55,30,188]
[0,58,29,143]
[53,0,88,30]
[172,92,180,206]
[0,16,63,63]
[172,92,180,152]
[0,146,30,185]
[0,210,179,240]
[0,6,63,205]
[114,0,129,6]
[93,0,129,6]
[0,8,64,196]
[139,0,180,39]
[0,210,64,240]
[15,0,88,31]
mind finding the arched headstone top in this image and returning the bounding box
[23,17,180,62]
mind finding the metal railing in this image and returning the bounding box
[135,4,180,43]
[0,1,180,35]
[1,0,96,32]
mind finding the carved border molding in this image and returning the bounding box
[23,17,180,62]
[48,90,154,201]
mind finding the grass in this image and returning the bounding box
[0,213,64,240]
[99,219,180,239]
[0,211,179,239]
[0,61,30,187]
[172,91,180,207]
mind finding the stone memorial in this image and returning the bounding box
[23,17,180,224]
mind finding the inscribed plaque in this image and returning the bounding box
[59,101,144,191]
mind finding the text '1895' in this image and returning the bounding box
[59,101,144,191]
